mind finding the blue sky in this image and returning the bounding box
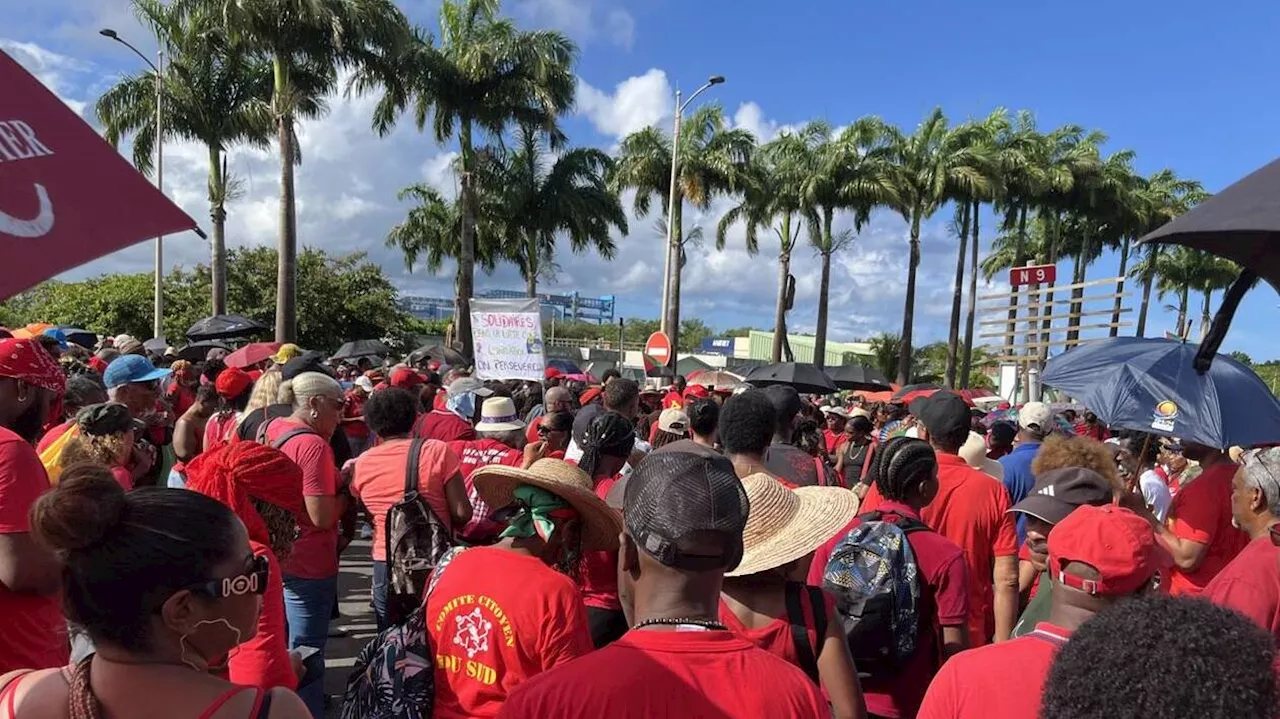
[4,0,1280,358]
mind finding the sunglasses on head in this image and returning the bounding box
[188,554,270,599]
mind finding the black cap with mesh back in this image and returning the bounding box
[623,451,749,572]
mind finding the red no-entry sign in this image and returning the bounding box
[645,331,672,365]
[1010,264,1057,287]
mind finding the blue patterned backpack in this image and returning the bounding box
[341,547,465,719]
[822,511,926,678]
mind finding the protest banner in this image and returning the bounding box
[470,297,545,381]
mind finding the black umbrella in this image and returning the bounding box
[332,339,392,362]
[143,337,168,354]
[186,314,269,341]
[177,341,231,362]
[407,344,467,367]
[57,327,97,349]
[742,362,837,395]
[828,364,892,391]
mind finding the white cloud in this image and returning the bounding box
[733,102,779,142]
[420,151,460,198]
[330,194,379,220]
[576,69,672,139]
[604,9,635,50]
[514,0,635,49]
[2,38,90,115]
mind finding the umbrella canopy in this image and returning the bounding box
[186,314,269,341]
[57,327,96,349]
[1042,337,1280,448]
[0,53,199,302]
[546,358,582,375]
[687,369,747,392]
[892,383,942,404]
[827,364,892,392]
[177,341,231,363]
[142,337,168,354]
[407,344,467,368]
[225,341,282,369]
[742,363,837,395]
[331,339,391,362]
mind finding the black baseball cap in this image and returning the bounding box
[623,450,749,572]
[909,391,971,440]
[1010,467,1114,525]
[282,351,332,381]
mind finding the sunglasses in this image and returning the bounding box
[188,554,270,599]
[536,425,568,436]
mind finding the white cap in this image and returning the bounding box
[1019,401,1053,434]
[354,376,375,393]
[824,406,850,419]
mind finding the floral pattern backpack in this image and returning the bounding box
[341,547,465,719]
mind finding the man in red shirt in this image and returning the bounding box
[862,391,1020,646]
[0,338,69,672]
[810,437,970,718]
[415,376,492,441]
[500,450,827,718]
[821,405,848,458]
[917,504,1168,718]
[661,375,687,410]
[1203,447,1280,639]
[449,397,532,544]
[341,376,373,456]
[1151,443,1248,595]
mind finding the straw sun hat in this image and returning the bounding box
[728,473,860,577]
[472,459,623,551]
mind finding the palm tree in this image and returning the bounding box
[716,125,822,362]
[480,127,627,296]
[802,118,898,368]
[1195,257,1242,339]
[1154,246,1215,337]
[355,0,574,359]
[385,181,504,279]
[867,332,903,381]
[97,0,299,315]
[1061,148,1137,346]
[188,0,412,340]
[960,109,1012,387]
[886,108,993,384]
[1128,171,1208,336]
[611,104,754,354]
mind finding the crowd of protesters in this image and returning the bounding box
[0,326,1277,718]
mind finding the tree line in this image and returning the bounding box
[91,0,1226,384]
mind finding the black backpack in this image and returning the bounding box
[385,438,455,626]
[784,581,829,685]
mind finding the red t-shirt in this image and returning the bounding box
[109,465,133,491]
[264,419,339,579]
[228,541,297,691]
[822,428,841,455]
[661,391,684,410]
[352,438,460,561]
[1203,535,1280,638]
[0,428,69,673]
[203,411,240,455]
[427,547,593,718]
[416,409,476,443]
[916,622,1072,719]
[498,629,828,718]
[166,381,196,419]
[578,474,621,610]
[718,587,836,668]
[1167,462,1249,596]
[862,452,1018,646]
[447,439,525,543]
[35,420,73,454]
[343,390,369,439]
[808,500,970,718]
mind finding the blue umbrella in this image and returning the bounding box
[1041,337,1280,449]
[545,358,582,375]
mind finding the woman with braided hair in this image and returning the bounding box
[808,437,972,718]
[574,411,635,648]
[0,462,309,718]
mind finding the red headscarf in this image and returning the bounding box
[183,442,304,547]
[0,338,65,393]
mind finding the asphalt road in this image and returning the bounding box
[324,538,377,718]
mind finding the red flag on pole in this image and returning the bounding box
[0,49,199,300]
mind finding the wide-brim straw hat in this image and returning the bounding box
[727,473,860,577]
[472,459,622,551]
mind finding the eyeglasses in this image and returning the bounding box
[188,554,270,599]
[536,425,567,437]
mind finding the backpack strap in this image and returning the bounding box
[425,546,465,598]
[271,427,317,451]
[254,688,273,719]
[785,581,821,685]
[860,442,876,481]
[404,438,426,498]
[1027,627,1071,648]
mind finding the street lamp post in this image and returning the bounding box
[101,29,165,340]
[660,75,724,372]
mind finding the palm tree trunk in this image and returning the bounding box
[1066,228,1089,347]
[898,211,922,384]
[1176,286,1189,337]
[945,202,970,388]
[1110,237,1130,337]
[1201,289,1212,340]
[273,57,296,343]
[1039,212,1060,360]
[1137,245,1156,337]
[208,147,227,316]
[525,234,538,298]
[664,200,683,359]
[813,209,834,369]
[456,121,477,360]
[772,215,791,363]
[1004,206,1028,360]
[961,201,980,388]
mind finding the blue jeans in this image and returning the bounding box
[372,560,389,632]
[283,574,338,719]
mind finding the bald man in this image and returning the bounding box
[525,385,577,443]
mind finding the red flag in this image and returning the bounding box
[0,50,198,300]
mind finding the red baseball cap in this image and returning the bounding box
[683,384,710,399]
[545,367,563,379]
[215,368,254,401]
[1047,504,1170,596]
[390,367,423,390]
[580,386,603,407]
